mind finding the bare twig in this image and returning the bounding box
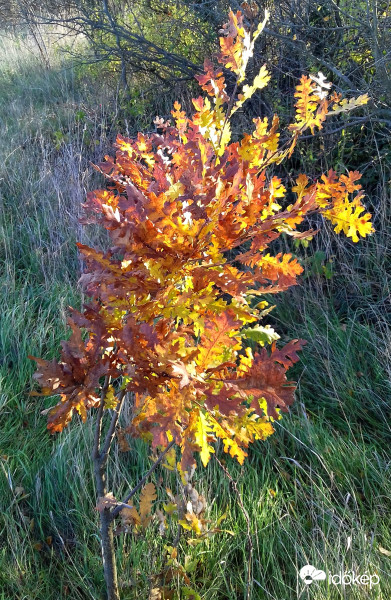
[92,375,110,461]
[111,439,176,519]
[100,389,127,465]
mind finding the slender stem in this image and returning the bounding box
[93,375,110,461]
[100,389,127,465]
[172,523,182,548]
[216,78,239,152]
[93,384,125,600]
[111,439,176,519]
[99,505,120,600]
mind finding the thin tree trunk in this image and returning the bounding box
[93,437,119,600]
[92,381,124,600]
[101,512,119,600]
[94,448,120,600]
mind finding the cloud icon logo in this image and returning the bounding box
[299,565,327,585]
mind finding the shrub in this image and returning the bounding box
[30,9,373,600]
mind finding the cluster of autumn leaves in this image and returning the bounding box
[97,468,219,542]
[96,469,226,595]
[31,10,373,473]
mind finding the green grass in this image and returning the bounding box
[0,28,390,600]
